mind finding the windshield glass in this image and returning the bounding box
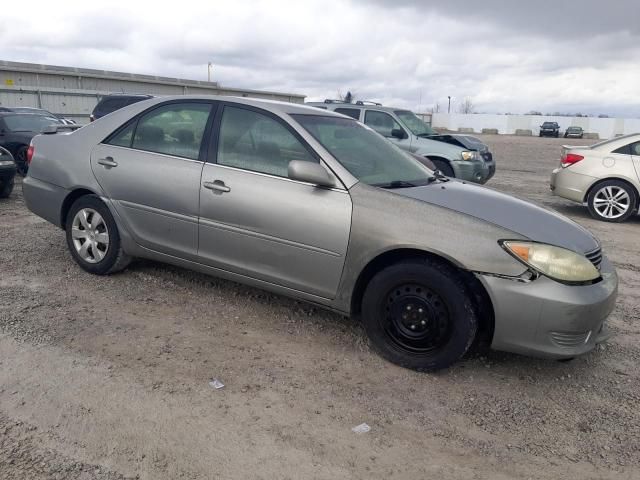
[3,114,61,132]
[292,114,434,187]
[394,110,436,136]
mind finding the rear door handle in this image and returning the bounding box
[203,180,230,193]
[97,157,118,168]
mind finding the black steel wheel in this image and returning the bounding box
[361,258,478,371]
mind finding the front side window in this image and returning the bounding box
[293,114,433,187]
[217,106,316,177]
[131,103,211,160]
[364,110,403,137]
[335,108,361,120]
[394,110,436,136]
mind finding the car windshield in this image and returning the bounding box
[2,114,61,132]
[394,110,436,136]
[292,114,434,188]
[567,127,581,131]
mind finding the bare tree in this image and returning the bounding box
[336,89,357,103]
[431,103,441,114]
[458,97,475,114]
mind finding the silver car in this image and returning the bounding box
[551,133,640,222]
[306,100,495,184]
[23,96,617,371]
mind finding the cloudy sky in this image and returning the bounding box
[2,0,638,117]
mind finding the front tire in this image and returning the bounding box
[429,158,454,177]
[65,195,131,274]
[361,259,478,371]
[587,180,637,223]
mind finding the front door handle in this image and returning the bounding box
[97,157,118,168]
[203,180,230,193]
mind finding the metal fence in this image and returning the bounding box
[0,60,305,124]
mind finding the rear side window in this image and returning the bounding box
[631,142,640,156]
[108,122,135,148]
[130,103,212,160]
[217,106,317,177]
[613,144,631,155]
[334,108,361,120]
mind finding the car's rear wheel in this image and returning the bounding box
[361,259,477,371]
[0,178,14,198]
[15,146,28,176]
[587,180,637,222]
[65,195,131,274]
[429,158,454,177]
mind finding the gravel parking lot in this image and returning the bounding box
[1,134,639,480]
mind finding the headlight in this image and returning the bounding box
[460,151,479,161]
[501,241,600,283]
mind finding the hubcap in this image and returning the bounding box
[71,208,109,263]
[383,284,451,354]
[593,186,630,219]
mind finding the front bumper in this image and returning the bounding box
[550,167,595,203]
[478,254,618,359]
[453,158,495,184]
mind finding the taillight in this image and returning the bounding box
[561,153,584,167]
[26,145,35,165]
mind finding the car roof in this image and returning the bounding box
[100,93,154,99]
[306,101,403,113]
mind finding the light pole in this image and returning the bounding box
[447,96,451,114]
[207,62,213,83]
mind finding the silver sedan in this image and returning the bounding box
[551,133,640,222]
[23,96,617,371]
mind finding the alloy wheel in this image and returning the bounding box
[71,208,110,263]
[593,186,630,219]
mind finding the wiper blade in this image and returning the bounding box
[374,180,417,189]
[416,133,435,138]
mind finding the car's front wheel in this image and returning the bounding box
[361,258,478,371]
[65,195,131,274]
[429,158,454,177]
[587,180,637,222]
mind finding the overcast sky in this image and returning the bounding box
[2,0,639,117]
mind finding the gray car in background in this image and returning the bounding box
[23,96,616,371]
[307,100,495,183]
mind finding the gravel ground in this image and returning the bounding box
[0,134,639,479]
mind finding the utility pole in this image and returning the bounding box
[448,96,451,114]
[207,62,213,83]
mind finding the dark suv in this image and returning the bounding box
[539,122,560,137]
[90,94,153,122]
[0,146,16,198]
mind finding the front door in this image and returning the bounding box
[198,104,352,299]
[363,109,412,151]
[91,101,214,258]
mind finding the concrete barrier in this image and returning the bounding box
[515,129,533,136]
[584,132,600,140]
[481,128,499,134]
[458,127,475,133]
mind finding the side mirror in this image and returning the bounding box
[288,160,334,188]
[391,128,407,140]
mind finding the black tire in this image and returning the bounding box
[0,178,14,198]
[586,179,637,223]
[361,258,478,371]
[555,132,559,138]
[429,158,454,177]
[65,195,131,274]
[15,146,28,176]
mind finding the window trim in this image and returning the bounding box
[102,99,219,162]
[363,109,407,138]
[207,102,322,178]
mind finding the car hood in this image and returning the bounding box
[427,134,489,153]
[396,180,599,253]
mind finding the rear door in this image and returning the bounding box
[198,103,352,298]
[630,142,640,181]
[91,101,215,259]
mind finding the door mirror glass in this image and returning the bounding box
[288,160,334,187]
[391,128,407,140]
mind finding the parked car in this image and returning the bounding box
[0,112,65,175]
[539,122,560,137]
[307,100,495,184]
[551,133,640,222]
[23,96,617,371]
[0,106,76,125]
[90,94,153,122]
[564,126,584,138]
[0,146,17,198]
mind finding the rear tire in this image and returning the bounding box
[361,259,478,371]
[429,159,454,177]
[587,179,637,223]
[15,146,28,176]
[0,178,14,198]
[65,195,131,274]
